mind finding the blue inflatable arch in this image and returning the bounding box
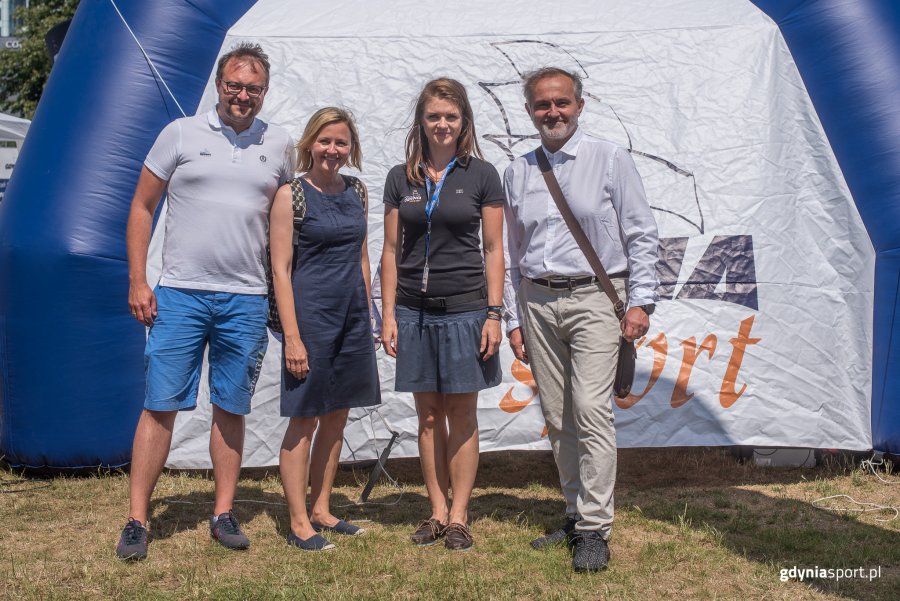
[0,0,897,467]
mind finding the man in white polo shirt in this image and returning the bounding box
[115,43,293,561]
[503,67,658,572]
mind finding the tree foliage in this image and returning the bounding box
[0,0,79,119]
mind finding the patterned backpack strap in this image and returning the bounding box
[342,175,368,208]
[288,177,307,246]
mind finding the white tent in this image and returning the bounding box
[0,111,29,200]
[149,0,873,468]
[0,111,30,141]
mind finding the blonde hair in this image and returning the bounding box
[295,107,362,172]
[404,78,483,185]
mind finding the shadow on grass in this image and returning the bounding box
[141,446,895,601]
[614,450,898,601]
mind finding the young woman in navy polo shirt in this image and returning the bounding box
[381,79,505,551]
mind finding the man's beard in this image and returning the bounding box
[539,117,577,140]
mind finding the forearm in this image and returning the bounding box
[484,245,504,307]
[612,147,659,309]
[126,206,154,286]
[502,265,522,332]
[380,250,398,316]
[379,206,402,318]
[273,270,302,343]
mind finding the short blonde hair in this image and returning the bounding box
[295,107,362,172]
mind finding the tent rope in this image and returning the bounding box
[109,0,187,118]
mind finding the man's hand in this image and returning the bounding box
[128,281,157,326]
[508,327,528,364]
[620,307,649,341]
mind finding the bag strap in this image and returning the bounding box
[534,147,626,321]
[288,177,307,247]
[342,174,368,209]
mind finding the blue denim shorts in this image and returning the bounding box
[394,305,501,394]
[143,286,268,416]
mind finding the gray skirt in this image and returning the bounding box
[394,305,502,393]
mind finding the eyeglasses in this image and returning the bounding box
[219,80,266,98]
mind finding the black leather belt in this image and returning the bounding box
[528,272,629,290]
[396,287,486,310]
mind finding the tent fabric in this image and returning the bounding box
[1,0,896,468]
[0,113,29,141]
[750,0,900,455]
[165,0,874,467]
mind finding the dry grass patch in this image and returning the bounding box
[1,448,897,600]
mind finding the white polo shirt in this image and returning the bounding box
[145,108,294,294]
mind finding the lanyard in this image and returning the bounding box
[421,158,456,292]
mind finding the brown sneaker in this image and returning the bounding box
[443,522,474,551]
[410,518,446,546]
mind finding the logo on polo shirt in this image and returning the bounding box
[402,189,422,204]
[259,155,267,163]
[456,188,464,194]
[200,148,211,156]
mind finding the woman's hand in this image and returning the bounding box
[480,318,502,361]
[381,316,398,358]
[284,337,310,379]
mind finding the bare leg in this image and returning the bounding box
[128,409,178,524]
[415,392,450,524]
[445,392,479,525]
[210,405,245,516]
[280,416,318,539]
[309,408,350,527]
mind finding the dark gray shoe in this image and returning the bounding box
[116,518,148,561]
[210,511,250,550]
[571,530,610,572]
[530,516,578,549]
[287,531,336,551]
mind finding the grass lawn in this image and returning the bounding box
[0,448,897,600]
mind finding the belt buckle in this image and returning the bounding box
[567,278,576,290]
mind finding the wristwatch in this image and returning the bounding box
[637,304,656,316]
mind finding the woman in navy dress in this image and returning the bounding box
[270,107,379,551]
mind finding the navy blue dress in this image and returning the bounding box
[281,177,381,417]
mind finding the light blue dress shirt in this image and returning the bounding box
[502,127,659,331]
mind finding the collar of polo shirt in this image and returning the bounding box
[206,108,265,136]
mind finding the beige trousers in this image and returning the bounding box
[518,278,627,538]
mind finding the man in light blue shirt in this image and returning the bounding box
[503,67,659,572]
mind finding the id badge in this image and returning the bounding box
[421,264,429,293]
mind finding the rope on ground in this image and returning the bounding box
[860,456,899,485]
[811,494,898,522]
[812,455,899,521]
